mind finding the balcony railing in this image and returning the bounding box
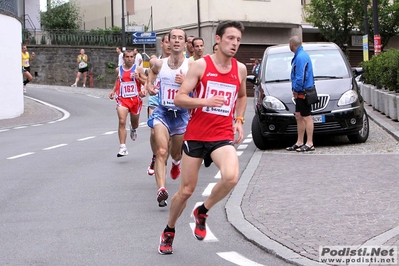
[22,29,149,48]
[0,0,19,16]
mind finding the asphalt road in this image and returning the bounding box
[0,86,291,266]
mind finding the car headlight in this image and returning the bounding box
[262,96,286,110]
[338,90,358,106]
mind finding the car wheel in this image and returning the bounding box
[251,114,269,150]
[347,109,369,143]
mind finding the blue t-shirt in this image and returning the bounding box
[291,46,314,92]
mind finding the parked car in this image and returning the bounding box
[248,42,369,150]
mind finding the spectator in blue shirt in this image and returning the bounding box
[286,36,315,152]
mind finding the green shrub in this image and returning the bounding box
[361,49,399,92]
[379,49,399,92]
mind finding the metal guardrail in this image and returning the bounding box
[0,0,19,16]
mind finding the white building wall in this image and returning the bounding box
[24,0,40,30]
[0,14,24,119]
[76,0,302,31]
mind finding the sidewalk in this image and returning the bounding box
[2,87,399,265]
[228,104,399,265]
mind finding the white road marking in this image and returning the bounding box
[215,171,221,179]
[0,129,10,133]
[7,152,35,159]
[193,202,203,210]
[189,223,218,242]
[103,131,117,135]
[87,95,100,99]
[43,144,68,150]
[217,251,265,266]
[202,183,216,196]
[31,124,43,127]
[13,126,28,129]
[247,133,252,138]
[237,144,248,149]
[25,96,70,122]
[243,138,252,143]
[236,151,243,156]
[77,136,96,141]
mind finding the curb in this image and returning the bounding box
[226,150,327,266]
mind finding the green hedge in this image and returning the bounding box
[360,49,399,92]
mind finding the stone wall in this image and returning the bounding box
[26,45,156,89]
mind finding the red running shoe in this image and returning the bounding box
[157,187,168,207]
[158,231,174,255]
[147,157,155,176]
[193,206,208,240]
[170,161,181,180]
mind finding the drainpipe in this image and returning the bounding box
[197,0,200,37]
[111,0,114,28]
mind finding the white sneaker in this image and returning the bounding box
[130,127,137,141]
[117,146,128,157]
[83,84,86,88]
[71,83,77,87]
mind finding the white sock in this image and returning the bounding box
[120,144,126,148]
[172,159,180,165]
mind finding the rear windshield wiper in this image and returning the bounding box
[265,79,290,83]
[314,76,343,79]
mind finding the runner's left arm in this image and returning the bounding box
[233,62,248,144]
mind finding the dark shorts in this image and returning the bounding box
[295,98,311,117]
[23,66,31,73]
[182,140,234,167]
[78,67,89,73]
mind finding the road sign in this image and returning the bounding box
[132,31,157,44]
[132,31,156,38]
[126,25,144,32]
[132,38,156,44]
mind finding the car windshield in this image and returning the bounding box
[264,49,349,83]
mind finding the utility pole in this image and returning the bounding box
[372,0,381,54]
[364,0,369,35]
[363,0,369,61]
[121,0,126,51]
[111,0,114,28]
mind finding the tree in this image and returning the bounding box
[305,0,364,50]
[359,0,399,50]
[40,0,82,30]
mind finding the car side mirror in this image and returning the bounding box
[246,75,257,85]
[352,67,364,77]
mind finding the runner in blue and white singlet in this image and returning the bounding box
[145,28,193,209]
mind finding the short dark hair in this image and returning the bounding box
[216,20,245,38]
[213,43,218,51]
[192,37,204,46]
[123,50,134,57]
[161,34,169,42]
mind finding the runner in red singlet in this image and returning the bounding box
[108,50,146,157]
[158,21,247,255]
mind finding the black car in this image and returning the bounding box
[248,42,369,150]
